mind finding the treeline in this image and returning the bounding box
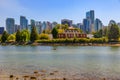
[93,24,120,42]
[0,26,49,43]
[0,24,120,44]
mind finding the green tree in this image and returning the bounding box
[1,31,9,43]
[62,24,69,30]
[7,34,16,41]
[52,27,58,39]
[108,24,120,42]
[21,30,30,42]
[94,29,103,38]
[16,30,21,42]
[30,27,39,42]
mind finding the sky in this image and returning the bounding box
[0,0,120,27]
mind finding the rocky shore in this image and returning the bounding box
[0,69,120,80]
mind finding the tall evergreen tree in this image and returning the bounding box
[108,24,120,42]
[16,30,21,42]
[52,27,58,39]
[30,26,38,42]
[1,31,9,43]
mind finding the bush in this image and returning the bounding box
[36,38,107,44]
[39,34,50,40]
[7,34,16,42]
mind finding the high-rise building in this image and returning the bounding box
[95,18,103,32]
[46,21,52,30]
[30,19,42,34]
[6,18,15,34]
[31,19,35,27]
[86,10,95,33]
[14,24,20,32]
[86,10,95,24]
[35,21,42,34]
[108,20,116,26]
[42,21,47,32]
[83,18,91,33]
[20,16,28,30]
[52,22,58,29]
[61,19,72,27]
[77,23,84,32]
[0,27,4,34]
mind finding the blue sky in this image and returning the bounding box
[0,0,120,27]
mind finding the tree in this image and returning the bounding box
[7,34,16,41]
[52,27,58,39]
[16,30,21,42]
[62,24,69,30]
[1,31,9,43]
[94,29,103,38]
[108,24,120,42]
[30,26,39,42]
[21,30,30,42]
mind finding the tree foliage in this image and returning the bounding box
[52,27,58,39]
[7,34,15,41]
[94,29,103,38]
[1,31,9,43]
[21,30,30,42]
[39,33,50,40]
[16,30,21,42]
[108,24,120,42]
[30,26,39,42]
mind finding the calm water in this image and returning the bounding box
[0,46,120,77]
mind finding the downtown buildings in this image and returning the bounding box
[4,10,110,35]
[82,10,103,33]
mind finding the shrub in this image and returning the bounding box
[39,34,50,40]
[7,34,16,42]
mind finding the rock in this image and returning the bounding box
[50,73,54,75]
[54,70,59,73]
[63,78,66,80]
[30,77,37,80]
[10,75,14,78]
[16,77,19,80]
[34,71,39,74]
[103,78,106,80]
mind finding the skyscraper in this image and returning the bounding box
[6,18,15,34]
[20,16,28,30]
[86,10,95,33]
[95,18,103,31]
[31,19,35,27]
[35,21,42,34]
[61,19,72,27]
[86,10,95,24]
[83,18,91,33]
[0,27,4,34]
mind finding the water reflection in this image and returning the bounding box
[0,46,120,76]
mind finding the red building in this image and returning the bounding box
[58,27,87,38]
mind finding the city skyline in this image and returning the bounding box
[0,0,120,27]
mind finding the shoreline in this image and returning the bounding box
[1,42,120,47]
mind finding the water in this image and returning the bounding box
[0,46,120,78]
